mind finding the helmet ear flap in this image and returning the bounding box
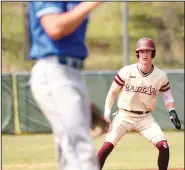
[152,51,156,58]
[136,51,139,58]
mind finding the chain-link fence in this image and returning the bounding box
[2,70,184,134]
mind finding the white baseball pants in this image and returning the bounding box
[105,109,167,146]
[30,57,99,170]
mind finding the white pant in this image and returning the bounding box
[30,57,99,170]
[105,109,166,146]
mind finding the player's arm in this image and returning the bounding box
[160,76,181,129]
[40,2,103,40]
[104,73,125,121]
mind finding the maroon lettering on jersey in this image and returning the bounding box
[125,84,158,95]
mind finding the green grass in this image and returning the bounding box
[2,131,184,170]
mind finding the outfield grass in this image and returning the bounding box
[2,131,184,170]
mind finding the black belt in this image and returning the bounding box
[58,56,83,69]
[122,109,150,115]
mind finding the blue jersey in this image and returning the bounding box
[28,2,89,61]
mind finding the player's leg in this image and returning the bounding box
[30,62,99,170]
[97,111,130,169]
[136,114,169,170]
[31,84,99,170]
[40,106,69,170]
[30,76,77,169]
[54,136,67,169]
[155,140,169,170]
[51,85,99,170]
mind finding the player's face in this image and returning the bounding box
[138,50,152,65]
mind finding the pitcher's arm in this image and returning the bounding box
[41,2,103,40]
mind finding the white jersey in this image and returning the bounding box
[114,63,170,112]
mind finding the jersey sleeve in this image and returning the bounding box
[113,67,127,86]
[31,2,65,18]
[159,72,170,92]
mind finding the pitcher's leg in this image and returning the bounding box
[30,89,79,169]
[137,118,169,170]
[54,138,67,170]
[50,86,99,170]
[30,76,99,170]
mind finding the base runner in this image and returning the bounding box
[97,37,181,170]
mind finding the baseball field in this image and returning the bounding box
[2,131,184,170]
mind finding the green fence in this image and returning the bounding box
[2,70,184,134]
[2,74,14,134]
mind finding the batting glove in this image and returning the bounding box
[169,110,181,129]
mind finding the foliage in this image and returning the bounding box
[2,2,184,72]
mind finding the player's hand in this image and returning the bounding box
[169,110,181,129]
[104,117,111,132]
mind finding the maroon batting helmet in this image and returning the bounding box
[136,37,156,58]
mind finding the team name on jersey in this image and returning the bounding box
[125,84,158,95]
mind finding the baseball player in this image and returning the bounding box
[97,38,181,170]
[28,2,103,170]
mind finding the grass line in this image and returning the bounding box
[2,163,184,170]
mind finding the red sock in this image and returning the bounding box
[97,142,114,169]
[156,140,170,170]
